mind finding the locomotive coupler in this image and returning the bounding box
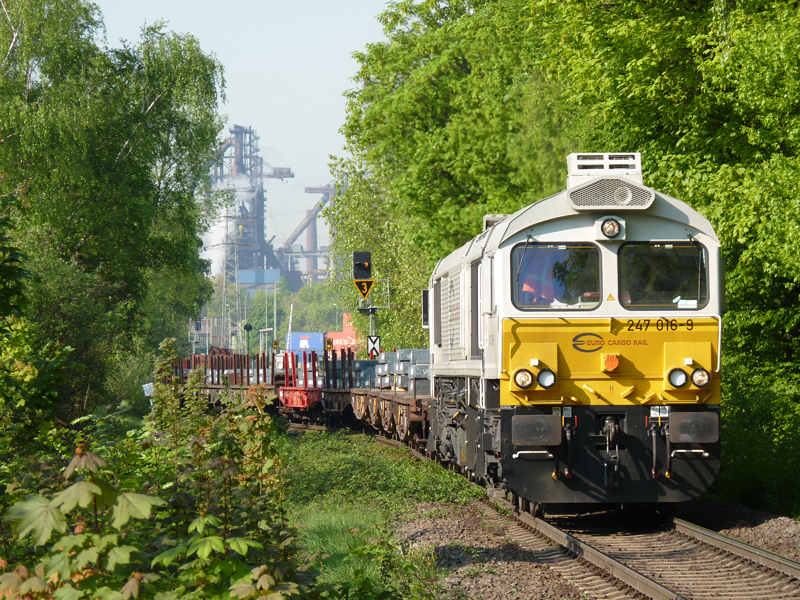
[647,421,661,478]
[603,417,620,490]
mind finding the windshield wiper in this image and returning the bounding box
[516,234,532,283]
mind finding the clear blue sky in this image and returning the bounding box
[95,0,387,252]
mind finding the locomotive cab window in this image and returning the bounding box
[618,242,708,309]
[512,242,601,310]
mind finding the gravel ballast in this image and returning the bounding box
[398,503,584,600]
[398,499,800,599]
[675,500,800,563]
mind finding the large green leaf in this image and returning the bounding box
[51,481,102,513]
[226,537,263,557]
[106,545,137,571]
[52,533,88,553]
[53,585,85,600]
[92,477,119,508]
[151,545,187,568]
[111,493,166,530]
[228,580,257,599]
[120,577,139,600]
[0,572,23,595]
[44,552,73,582]
[64,451,108,479]
[5,495,67,546]
[187,535,225,560]
[18,576,50,595]
[75,546,99,570]
[188,514,222,535]
[93,587,124,600]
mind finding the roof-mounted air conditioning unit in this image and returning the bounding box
[566,153,643,189]
[565,152,654,211]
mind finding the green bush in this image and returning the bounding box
[0,339,318,600]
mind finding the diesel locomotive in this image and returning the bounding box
[425,152,723,509]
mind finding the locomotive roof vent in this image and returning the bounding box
[566,152,655,210]
[483,213,509,231]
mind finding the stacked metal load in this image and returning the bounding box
[378,351,396,389]
[408,349,431,396]
[353,360,378,389]
[392,349,412,390]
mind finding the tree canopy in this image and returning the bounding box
[0,1,225,415]
[329,0,800,513]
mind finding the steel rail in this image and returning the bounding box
[673,517,800,580]
[372,433,685,600]
[289,423,800,599]
[488,497,686,600]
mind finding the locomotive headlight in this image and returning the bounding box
[601,218,621,239]
[668,368,688,388]
[691,368,710,388]
[514,369,534,389]
[537,369,557,389]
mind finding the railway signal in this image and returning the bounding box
[353,251,371,279]
[353,251,375,300]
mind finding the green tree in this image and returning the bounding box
[325,155,430,351]
[528,0,800,513]
[0,1,226,411]
[330,0,581,349]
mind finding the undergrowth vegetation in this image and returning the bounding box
[279,431,483,599]
[0,340,315,600]
[0,340,481,599]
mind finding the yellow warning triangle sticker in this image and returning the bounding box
[353,279,375,300]
[607,294,615,301]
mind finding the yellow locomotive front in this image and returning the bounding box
[427,153,723,508]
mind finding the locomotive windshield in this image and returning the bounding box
[618,242,708,309]
[512,243,600,309]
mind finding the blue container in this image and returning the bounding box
[391,362,409,375]
[354,360,379,371]
[286,332,325,353]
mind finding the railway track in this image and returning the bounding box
[287,423,800,599]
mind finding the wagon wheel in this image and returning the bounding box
[409,420,423,448]
[387,401,400,438]
[381,400,396,436]
[396,405,410,441]
[368,397,379,426]
[353,396,366,420]
[374,399,386,432]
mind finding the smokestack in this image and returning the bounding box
[306,210,317,278]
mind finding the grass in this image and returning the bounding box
[278,429,484,598]
[278,430,483,518]
[299,508,387,584]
